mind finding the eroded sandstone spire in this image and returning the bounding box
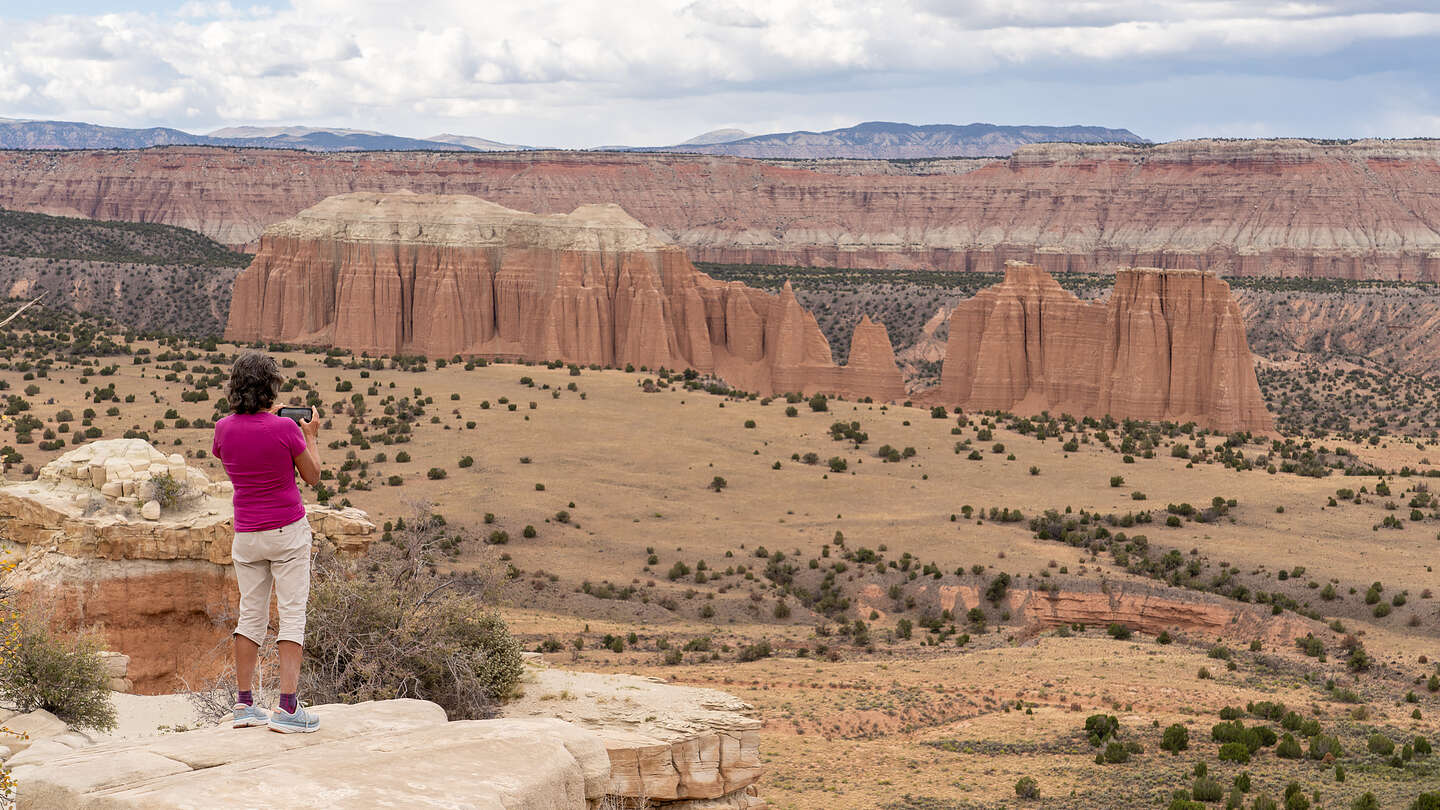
[225,192,906,401]
[940,261,1272,433]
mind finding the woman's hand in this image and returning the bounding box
[300,408,321,440]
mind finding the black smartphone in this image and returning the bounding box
[277,406,314,424]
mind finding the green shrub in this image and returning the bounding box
[0,620,116,731]
[301,515,523,720]
[737,639,772,662]
[1219,741,1251,764]
[1085,714,1120,746]
[1014,776,1039,800]
[1276,733,1303,758]
[1253,796,1278,810]
[1192,776,1224,802]
[1102,740,1129,763]
[1410,792,1440,810]
[1161,723,1189,753]
[1368,734,1394,756]
[1308,734,1342,761]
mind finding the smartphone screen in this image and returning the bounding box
[277,406,313,424]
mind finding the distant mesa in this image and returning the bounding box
[939,262,1272,434]
[206,125,389,139]
[424,133,537,151]
[224,192,907,402]
[675,128,754,146]
[634,120,1147,158]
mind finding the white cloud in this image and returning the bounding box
[0,0,1437,143]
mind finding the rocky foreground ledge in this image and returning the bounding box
[11,666,764,810]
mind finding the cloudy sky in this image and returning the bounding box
[1,0,1438,146]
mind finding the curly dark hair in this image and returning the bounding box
[227,352,284,414]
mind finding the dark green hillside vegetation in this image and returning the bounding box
[0,208,247,335]
[0,207,251,267]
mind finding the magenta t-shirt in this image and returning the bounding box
[212,412,308,532]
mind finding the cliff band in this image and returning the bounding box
[224,192,907,401]
[940,262,1272,433]
[4,139,1440,279]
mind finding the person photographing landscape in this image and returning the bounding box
[212,352,323,734]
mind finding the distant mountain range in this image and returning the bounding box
[0,118,1144,158]
[0,121,531,152]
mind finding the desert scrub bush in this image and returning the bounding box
[1085,714,1119,746]
[1192,776,1224,801]
[1218,741,1251,764]
[736,639,772,662]
[1276,733,1303,759]
[1099,740,1129,763]
[1161,723,1189,753]
[1367,734,1395,756]
[301,506,522,720]
[1014,776,1039,800]
[0,618,116,731]
[141,471,190,510]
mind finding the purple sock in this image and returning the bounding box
[236,690,253,707]
[280,693,297,713]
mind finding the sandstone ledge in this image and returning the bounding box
[505,667,765,809]
[12,699,612,810]
[12,671,767,810]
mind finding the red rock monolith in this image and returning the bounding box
[940,262,1271,432]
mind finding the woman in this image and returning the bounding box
[212,352,323,733]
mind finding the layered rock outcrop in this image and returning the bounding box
[13,700,614,809]
[224,192,906,401]
[505,667,763,809]
[0,440,375,692]
[13,668,767,809]
[939,262,1272,433]
[869,582,1321,647]
[3,139,1439,278]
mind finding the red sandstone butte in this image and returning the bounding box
[224,192,906,401]
[939,262,1272,433]
[1,139,1438,279]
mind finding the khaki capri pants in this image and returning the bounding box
[232,516,313,646]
